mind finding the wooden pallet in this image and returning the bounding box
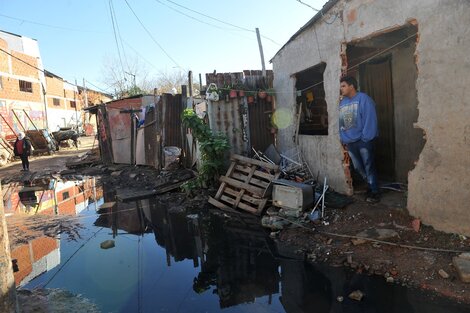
[209,154,280,215]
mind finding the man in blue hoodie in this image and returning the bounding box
[339,76,380,203]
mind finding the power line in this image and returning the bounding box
[0,13,104,33]
[162,0,281,46]
[295,0,320,11]
[85,80,114,94]
[0,47,110,94]
[0,47,44,73]
[154,0,238,32]
[110,0,131,72]
[109,0,126,81]
[123,0,181,68]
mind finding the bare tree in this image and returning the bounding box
[100,54,157,98]
[101,55,199,97]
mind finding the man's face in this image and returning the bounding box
[340,82,355,98]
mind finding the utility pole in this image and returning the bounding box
[125,71,136,89]
[83,78,89,125]
[199,73,203,94]
[255,28,266,78]
[120,108,142,165]
[74,79,79,133]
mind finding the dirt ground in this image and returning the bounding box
[3,138,470,306]
[276,190,470,304]
[0,136,96,183]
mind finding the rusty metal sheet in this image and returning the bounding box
[248,98,274,153]
[107,107,132,164]
[162,94,184,148]
[207,98,250,156]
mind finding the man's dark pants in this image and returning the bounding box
[346,140,379,194]
[20,154,29,170]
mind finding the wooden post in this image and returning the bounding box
[188,71,193,97]
[180,86,191,167]
[155,94,163,172]
[199,73,203,98]
[120,109,142,165]
[0,183,18,313]
[255,28,266,78]
[154,88,162,173]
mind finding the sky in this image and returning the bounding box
[0,0,328,93]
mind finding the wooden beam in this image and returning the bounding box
[219,176,265,197]
[231,154,279,171]
[235,165,276,181]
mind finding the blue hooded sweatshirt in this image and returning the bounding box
[339,92,378,144]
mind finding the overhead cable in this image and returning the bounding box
[109,0,127,81]
[110,0,131,72]
[155,0,238,32]
[162,0,281,46]
[296,0,320,11]
[123,0,181,68]
[0,13,103,33]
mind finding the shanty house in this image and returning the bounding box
[271,0,469,234]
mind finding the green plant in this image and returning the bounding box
[182,109,230,191]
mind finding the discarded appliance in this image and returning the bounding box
[272,179,314,211]
[209,154,280,215]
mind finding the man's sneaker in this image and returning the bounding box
[366,193,380,203]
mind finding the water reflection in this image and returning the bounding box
[4,177,102,287]
[5,176,469,312]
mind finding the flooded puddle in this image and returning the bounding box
[4,177,470,312]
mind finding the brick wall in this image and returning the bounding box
[0,39,8,73]
[11,51,39,79]
[0,76,42,103]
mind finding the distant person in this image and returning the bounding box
[14,132,32,171]
[339,76,380,203]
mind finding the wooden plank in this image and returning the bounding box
[215,161,237,199]
[235,165,276,181]
[231,154,279,171]
[219,176,264,197]
[220,195,258,214]
[98,202,116,210]
[116,189,157,201]
[231,172,269,189]
[233,167,256,208]
[208,196,240,214]
[257,198,268,213]
[223,187,261,205]
[155,180,188,194]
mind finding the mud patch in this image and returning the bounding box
[18,288,99,313]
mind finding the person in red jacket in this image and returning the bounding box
[13,132,32,171]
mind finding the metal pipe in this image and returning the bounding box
[22,109,39,131]
[0,114,17,137]
[10,110,26,132]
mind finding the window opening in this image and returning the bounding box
[19,80,33,93]
[295,62,328,135]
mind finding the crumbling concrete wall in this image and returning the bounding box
[272,0,470,234]
[391,42,424,182]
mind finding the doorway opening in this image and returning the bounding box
[345,23,424,190]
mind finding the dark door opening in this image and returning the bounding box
[346,23,424,186]
[360,57,395,180]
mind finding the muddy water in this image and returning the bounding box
[6,178,470,313]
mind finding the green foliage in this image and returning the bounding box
[182,109,230,190]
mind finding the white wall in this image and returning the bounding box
[272,0,470,235]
